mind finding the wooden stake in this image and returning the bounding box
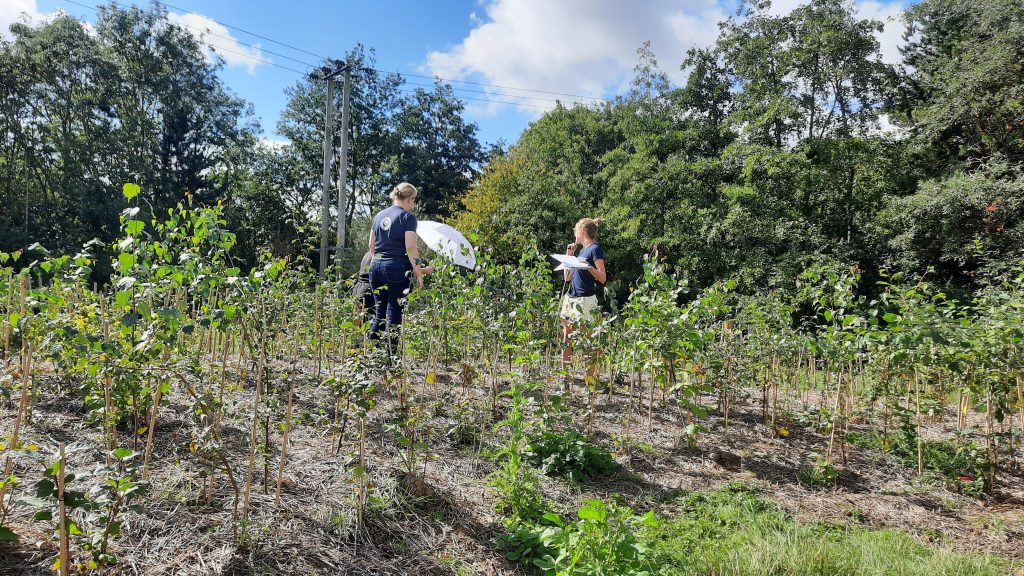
[0,275,31,515]
[242,316,268,520]
[207,333,232,503]
[275,328,301,505]
[915,370,923,476]
[57,443,69,576]
[141,348,170,480]
[99,295,117,457]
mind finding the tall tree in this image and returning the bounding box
[901,0,1024,166]
[392,83,485,216]
[0,3,252,258]
[278,48,487,251]
[718,0,894,145]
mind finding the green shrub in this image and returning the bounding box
[845,429,988,494]
[526,428,618,482]
[501,499,658,576]
[798,456,839,488]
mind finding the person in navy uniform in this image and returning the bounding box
[560,217,607,381]
[367,183,425,346]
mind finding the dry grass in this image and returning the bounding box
[1,359,1021,575]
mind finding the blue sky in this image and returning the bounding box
[6,0,910,147]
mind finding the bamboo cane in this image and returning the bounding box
[57,443,69,576]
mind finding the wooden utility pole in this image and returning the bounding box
[335,65,352,270]
[317,64,345,277]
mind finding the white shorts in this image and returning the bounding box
[560,295,599,323]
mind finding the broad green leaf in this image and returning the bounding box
[577,503,602,521]
[125,220,145,235]
[123,183,141,200]
[118,253,136,272]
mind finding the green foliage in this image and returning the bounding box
[798,456,839,488]
[501,500,657,576]
[449,0,1024,299]
[488,385,545,525]
[0,5,250,264]
[525,428,618,482]
[902,0,1024,164]
[846,429,989,495]
[647,484,1009,576]
[20,449,148,568]
[879,163,1024,280]
[499,485,1009,576]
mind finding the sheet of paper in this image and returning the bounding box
[550,253,591,269]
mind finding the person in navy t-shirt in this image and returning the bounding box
[367,182,425,348]
[560,217,607,383]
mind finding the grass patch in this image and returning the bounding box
[498,484,1010,575]
[647,483,1009,576]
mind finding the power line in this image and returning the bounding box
[152,0,327,61]
[394,87,560,111]
[400,80,594,105]
[60,0,314,75]
[92,0,614,104]
[373,67,610,103]
[57,0,605,110]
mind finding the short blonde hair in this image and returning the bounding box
[574,217,605,240]
[390,182,418,202]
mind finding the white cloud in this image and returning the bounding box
[166,12,267,74]
[0,0,42,39]
[258,137,289,151]
[762,0,806,16]
[427,0,909,116]
[856,0,908,65]
[0,3,96,39]
[426,0,727,114]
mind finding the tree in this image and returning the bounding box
[453,103,619,264]
[0,3,252,261]
[392,83,485,217]
[277,47,486,254]
[718,0,895,146]
[901,0,1024,166]
[878,162,1024,282]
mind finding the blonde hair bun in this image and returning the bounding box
[574,217,604,240]
[390,182,418,202]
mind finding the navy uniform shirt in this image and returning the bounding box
[569,243,604,297]
[372,206,417,259]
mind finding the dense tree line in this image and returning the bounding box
[453,0,1024,298]
[0,4,252,269]
[0,4,485,273]
[1,0,1020,295]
